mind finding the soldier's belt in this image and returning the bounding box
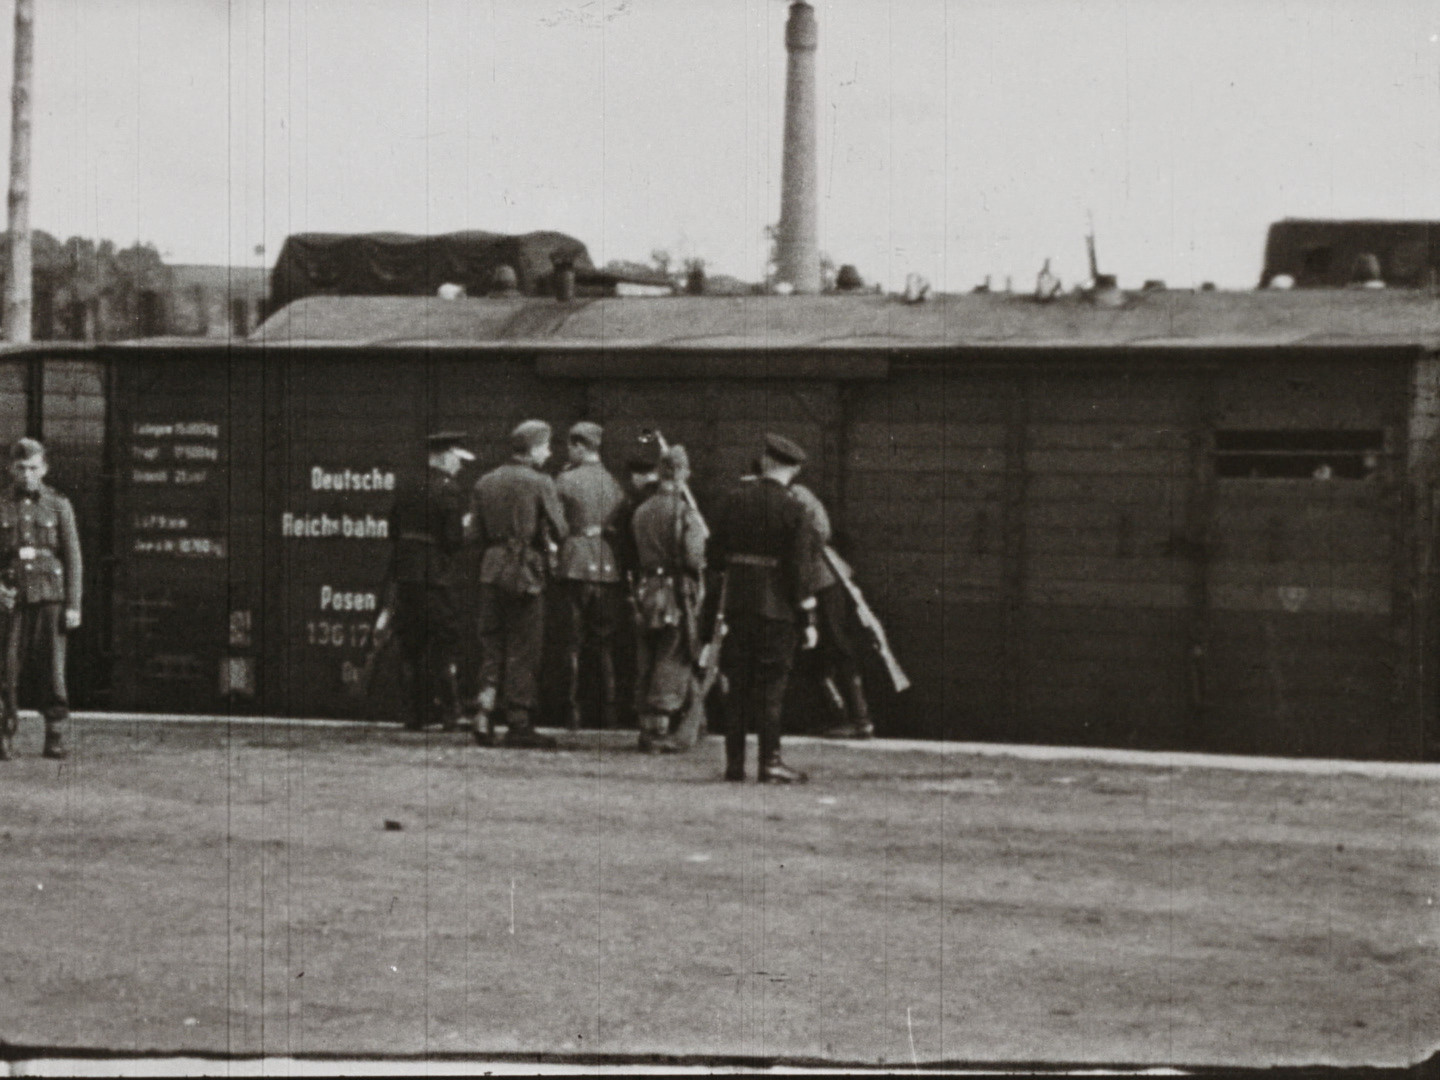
[579,526,603,538]
[727,554,780,568]
[14,546,53,561]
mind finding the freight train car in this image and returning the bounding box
[6,286,1440,760]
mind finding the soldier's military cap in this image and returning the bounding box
[626,435,662,473]
[427,431,475,460]
[568,421,604,450]
[10,437,44,462]
[510,419,553,453]
[762,433,807,466]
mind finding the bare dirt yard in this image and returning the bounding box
[0,718,1436,1070]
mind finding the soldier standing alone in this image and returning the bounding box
[630,444,706,752]
[387,431,475,731]
[0,438,82,761]
[708,434,819,783]
[469,420,568,748]
[554,421,627,730]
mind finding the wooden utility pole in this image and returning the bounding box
[5,0,33,343]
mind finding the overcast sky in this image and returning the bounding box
[10,0,1440,290]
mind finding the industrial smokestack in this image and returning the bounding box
[776,1,819,295]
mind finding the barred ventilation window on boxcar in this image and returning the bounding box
[1213,430,1385,480]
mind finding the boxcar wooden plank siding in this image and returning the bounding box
[3,326,1431,759]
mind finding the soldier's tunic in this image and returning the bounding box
[707,476,819,772]
[469,459,568,717]
[787,482,857,662]
[630,481,706,719]
[0,482,82,741]
[387,467,467,727]
[554,460,628,725]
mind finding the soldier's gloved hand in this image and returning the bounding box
[64,607,81,631]
[0,584,15,614]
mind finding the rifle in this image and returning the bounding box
[644,428,709,540]
[669,569,727,750]
[348,576,398,700]
[823,546,910,694]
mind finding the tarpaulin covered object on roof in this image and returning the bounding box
[267,230,596,309]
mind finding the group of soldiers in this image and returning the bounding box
[388,420,874,783]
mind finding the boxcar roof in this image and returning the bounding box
[239,289,1440,352]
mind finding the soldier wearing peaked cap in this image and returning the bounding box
[387,432,475,732]
[707,433,821,783]
[554,421,628,730]
[0,438,82,761]
[467,420,568,748]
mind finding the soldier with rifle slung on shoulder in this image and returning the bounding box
[787,480,874,739]
[630,443,706,752]
[0,438,82,761]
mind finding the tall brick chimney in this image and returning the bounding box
[776,1,820,294]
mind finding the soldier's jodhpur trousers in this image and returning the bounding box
[1,602,69,730]
[477,583,545,715]
[720,615,797,765]
[394,582,463,727]
[563,581,623,726]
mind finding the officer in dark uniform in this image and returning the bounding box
[387,431,475,731]
[0,438,82,761]
[469,420,568,748]
[554,421,628,730]
[707,434,820,783]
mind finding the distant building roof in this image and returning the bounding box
[246,289,1440,352]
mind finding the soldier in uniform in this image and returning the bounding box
[610,436,662,733]
[387,431,475,731]
[630,444,706,752]
[707,434,819,783]
[787,481,873,739]
[468,420,568,748]
[0,438,82,761]
[554,421,627,730]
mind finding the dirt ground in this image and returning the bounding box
[0,718,1436,1069]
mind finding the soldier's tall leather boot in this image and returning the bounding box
[758,751,807,784]
[440,665,463,732]
[469,686,497,747]
[598,648,618,731]
[822,675,874,739]
[724,728,747,781]
[0,715,14,761]
[758,729,806,784]
[42,722,67,760]
[565,650,583,732]
[502,708,557,750]
[637,713,666,754]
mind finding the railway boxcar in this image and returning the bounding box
[6,286,1440,760]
